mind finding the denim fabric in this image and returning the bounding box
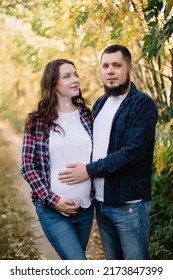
[34,200,94,260]
[96,200,151,260]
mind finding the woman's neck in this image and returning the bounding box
[57,100,76,113]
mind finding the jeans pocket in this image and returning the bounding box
[122,202,141,214]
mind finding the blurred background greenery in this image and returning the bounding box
[0,0,172,259]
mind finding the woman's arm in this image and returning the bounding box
[21,130,60,208]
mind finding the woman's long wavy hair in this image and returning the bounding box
[25,59,86,134]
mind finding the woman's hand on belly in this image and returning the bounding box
[54,197,80,217]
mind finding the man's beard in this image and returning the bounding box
[104,73,130,97]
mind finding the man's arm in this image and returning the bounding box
[86,98,158,178]
[58,97,158,184]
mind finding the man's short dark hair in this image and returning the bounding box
[101,44,132,64]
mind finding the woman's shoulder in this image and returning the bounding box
[77,104,92,116]
[25,111,45,133]
[27,114,43,125]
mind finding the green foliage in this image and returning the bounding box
[143,16,173,61]
[142,0,173,61]
[150,121,173,259]
[164,0,173,18]
[150,173,173,259]
[75,11,89,28]
[155,120,173,175]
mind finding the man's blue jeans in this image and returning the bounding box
[95,200,151,260]
[34,199,94,260]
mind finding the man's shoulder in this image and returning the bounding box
[93,94,107,107]
[131,83,156,105]
[130,84,158,118]
[96,93,107,102]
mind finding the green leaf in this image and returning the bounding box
[148,47,155,61]
[148,21,157,28]
[144,34,152,42]
[154,45,161,58]
[75,11,89,28]
[164,0,173,19]
[143,6,152,13]
[146,11,154,22]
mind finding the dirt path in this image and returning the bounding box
[0,120,60,259]
[0,119,104,260]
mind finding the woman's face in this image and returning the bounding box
[56,63,80,99]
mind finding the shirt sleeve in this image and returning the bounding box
[86,97,158,178]
[21,129,60,208]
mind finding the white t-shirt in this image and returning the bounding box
[93,94,127,202]
[49,109,92,208]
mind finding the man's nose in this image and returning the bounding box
[107,65,114,74]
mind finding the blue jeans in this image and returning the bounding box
[34,200,94,260]
[96,200,151,260]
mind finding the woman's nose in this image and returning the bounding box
[73,75,80,82]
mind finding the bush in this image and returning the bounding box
[149,120,173,259]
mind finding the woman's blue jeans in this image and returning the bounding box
[96,200,151,260]
[34,200,94,260]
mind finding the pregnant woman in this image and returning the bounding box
[21,59,94,260]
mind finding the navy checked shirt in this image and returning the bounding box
[86,82,158,206]
[21,105,93,208]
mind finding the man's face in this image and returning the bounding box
[101,51,133,95]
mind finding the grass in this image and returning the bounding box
[0,131,41,260]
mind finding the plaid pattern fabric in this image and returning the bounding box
[87,82,158,206]
[21,104,93,208]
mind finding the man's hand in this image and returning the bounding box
[58,163,89,184]
[54,197,80,217]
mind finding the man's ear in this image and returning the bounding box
[129,63,133,73]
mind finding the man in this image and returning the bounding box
[58,44,158,260]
